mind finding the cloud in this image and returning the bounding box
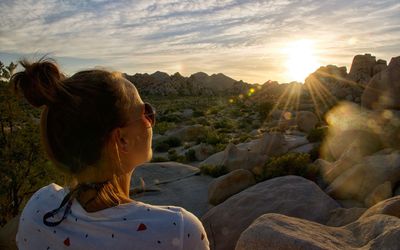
[0,0,399,83]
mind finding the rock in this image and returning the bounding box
[221,143,268,172]
[336,199,365,208]
[364,181,392,208]
[239,133,286,156]
[326,207,367,227]
[361,196,400,219]
[130,162,213,217]
[182,109,194,118]
[361,56,400,109]
[208,169,256,205]
[201,176,339,250]
[284,135,309,150]
[321,142,364,184]
[200,133,287,171]
[0,215,19,250]
[373,59,387,75]
[290,143,315,153]
[186,143,215,161]
[131,162,200,187]
[326,151,400,202]
[165,125,208,141]
[295,111,318,133]
[348,54,377,84]
[235,213,400,250]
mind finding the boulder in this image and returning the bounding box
[0,215,19,250]
[221,143,268,172]
[186,143,215,161]
[348,54,377,84]
[131,162,200,187]
[284,135,309,150]
[130,162,213,217]
[238,133,286,156]
[182,109,194,118]
[201,176,339,250]
[165,125,208,141]
[373,59,387,75]
[364,181,392,208]
[200,133,287,171]
[326,207,367,227]
[235,213,400,250]
[361,56,400,109]
[295,111,318,133]
[290,143,315,154]
[208,169,256,205]
[320,142,364,184]
[361,196,400,219]
[326,151,400,202]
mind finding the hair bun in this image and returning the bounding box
[11,58,66,107]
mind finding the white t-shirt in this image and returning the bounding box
[16,183,210,250]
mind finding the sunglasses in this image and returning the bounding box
[143,102,156,127]
[126,102,155,127]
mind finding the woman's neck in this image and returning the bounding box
[75,171,134,212]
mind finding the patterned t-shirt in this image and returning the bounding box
[16,183,210,250]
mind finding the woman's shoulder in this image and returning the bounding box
[22,183,65,214]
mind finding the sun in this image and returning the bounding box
[284,39,320,82]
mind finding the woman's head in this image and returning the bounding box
[11,58,153,181]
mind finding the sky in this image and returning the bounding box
[0,0,399,84]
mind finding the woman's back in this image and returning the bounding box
[17,184,209,250]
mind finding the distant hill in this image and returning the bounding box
[123,71,251,96]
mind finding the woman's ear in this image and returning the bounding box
[112,128,129,153]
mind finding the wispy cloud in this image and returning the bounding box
[0,0,399,83]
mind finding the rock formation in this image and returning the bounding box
[361,56,400,109]
[201,176,339,250]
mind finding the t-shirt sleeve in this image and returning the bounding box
[181,208,210,250]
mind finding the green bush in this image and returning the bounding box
[193,110,204,117]
[214,119,235,130]
[185,149,197,162]
[151,156,168,162]
[307,127,328,143]
[256,101,274,121]
[164,137,182,147]
[255,152,317,182]
[309,143,321,161]
[154,142,170,152]
[200,164,229,177]
[154,121,175,135]
[168,149,178,161]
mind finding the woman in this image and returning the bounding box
[12,58,209,250]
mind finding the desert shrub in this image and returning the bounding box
[200,164,229,178]
[193,110,204,117]
[159,113,182,123]
[164,137,182,147]
[167,149,178,161]
[307,127,328,143]
[309,143,321,161]
[151,156,168,162]
[185,149,197,162]
[0,65,62,225]
[255,152,317,182]
[154,142,170,152]
[195,117,210,126]
[256,101,274,121]
[214,119,235,130]
[154,121,175,135]
[175,155,187,163]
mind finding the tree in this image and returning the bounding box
[0,61,61,226]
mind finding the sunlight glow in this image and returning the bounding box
[284,39,320,82]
